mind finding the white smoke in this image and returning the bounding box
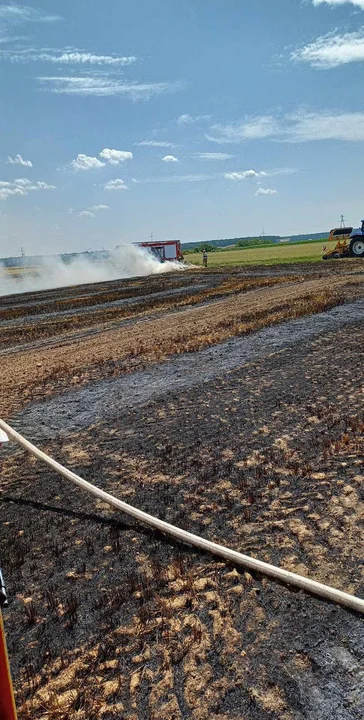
[0,245,187,296]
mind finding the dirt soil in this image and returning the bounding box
[0,261,363,720]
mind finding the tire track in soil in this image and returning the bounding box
[0,283,208,329]
[12,298,364,440]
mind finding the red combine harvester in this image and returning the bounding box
[134,240,184,263]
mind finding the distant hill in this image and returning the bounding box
[181,231,329,250]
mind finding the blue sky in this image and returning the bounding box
[1,0,364,255]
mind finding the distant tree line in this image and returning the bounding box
[182,231,329,252]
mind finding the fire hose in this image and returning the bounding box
[1,418,363,615]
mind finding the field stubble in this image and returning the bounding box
[1,267,363,419]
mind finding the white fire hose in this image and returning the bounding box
[0,418,363,614]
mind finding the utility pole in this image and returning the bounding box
[20,247,25,257]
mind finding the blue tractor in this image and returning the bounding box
[349,221,364,258]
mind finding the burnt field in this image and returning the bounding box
[0,261,364,719]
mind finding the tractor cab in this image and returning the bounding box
[349,221,364,257]
[350,220,364,238]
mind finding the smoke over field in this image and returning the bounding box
[0,245,186,296]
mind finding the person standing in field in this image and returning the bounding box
[202,249,208,268]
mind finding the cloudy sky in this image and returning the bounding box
[1,0,364,256]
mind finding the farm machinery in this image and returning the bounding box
[323,220,364,260]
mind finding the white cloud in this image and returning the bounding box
[37,76,185,100]
[286,109,364,141]
[225,170,266,180]
[312,0,364,8]
[34,181,55,190]
[0,187,24,199]
[139,173,219,183]
[162,155,179,163]
[54,51,136,66]
[195,152,234,160]
[135,140,178,148]
[71,154,105,171]
[208,110,364,143]
[177,114,210,125]
[0,5,61,23]
[0,177,55,201]
[10,177,31,185]
[71,149,132,171]
[265,167,297,176]
[205,134,229,145]
[206,116,279,144]
[99,148,133,164]
[0,35,25,45]
[6,153,33,167]
[77,205,109,217]
[1,48,137,65]
[137,168,295,185]
[178,114,193,125]
[78,210,95,218]
[292,30,364,68]
[255,188,277,196]
[104,179,128,191]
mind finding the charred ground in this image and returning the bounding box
[0,261,363,719]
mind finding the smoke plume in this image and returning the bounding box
[0,245,186,296]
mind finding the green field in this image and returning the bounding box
[1,266,37,275]
[189,240,327,266]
